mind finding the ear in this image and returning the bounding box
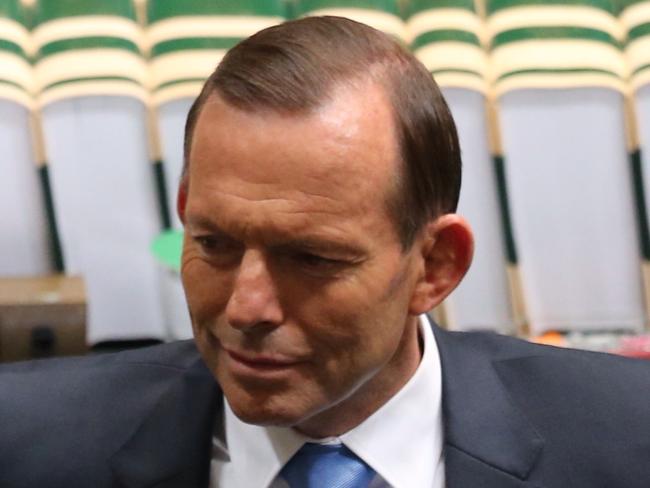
[177,179,188,224]
[408,214,474,315]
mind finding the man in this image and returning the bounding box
[1,16,650,488]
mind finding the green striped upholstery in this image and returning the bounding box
[296,0,406,41]
[32,0,146,106]
[621,1,650,90]
[486,0,626,94]
[407,0,487,92]
[621,1,650,274]
[0,0,32,106]
[147,0,286,105]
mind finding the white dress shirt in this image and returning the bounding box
[210,315,445,488]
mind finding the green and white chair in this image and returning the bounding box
[0,0,55,275]
[33,0,165,344]
[408,0,486,92]
[295,0,406,39]
[488,0,646,333]
[624,1,650,95]
[623,1,650,292]
[408,0,514,333]
[148,0,287,230]
[148,0,286,338]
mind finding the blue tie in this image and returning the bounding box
[280,442,376,488]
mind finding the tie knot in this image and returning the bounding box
[281,442,376,488]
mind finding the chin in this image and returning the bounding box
[227,394,309,428]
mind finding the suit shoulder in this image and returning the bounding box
[104,339,202,369]
[448,329,650,427]
[436,327,650,399]
[0,339,201,374]
[433,326,560,360]
[0,341,214,487]
[438,327,650,367]
[0,340,206,436]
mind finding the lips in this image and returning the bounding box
[225,348,303,370]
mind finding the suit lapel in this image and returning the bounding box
[109,325,546,487]
[444,445,542,488]
[109,358,221,488]
[432,325,545,488]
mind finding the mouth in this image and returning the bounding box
[224,348,305,375]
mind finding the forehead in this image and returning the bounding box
[186,81,400,237]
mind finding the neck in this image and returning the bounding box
[294,315,423,438]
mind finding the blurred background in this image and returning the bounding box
[2,0,650,360]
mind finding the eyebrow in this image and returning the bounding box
[271,239,364,258]
[184,216,234,239]
[185,215,365,257]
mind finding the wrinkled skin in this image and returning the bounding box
[179,81,473,437]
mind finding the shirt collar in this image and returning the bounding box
[220,315,443,488]
[341,314,444,487]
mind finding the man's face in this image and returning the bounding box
[180,82,426,434]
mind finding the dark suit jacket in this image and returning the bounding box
[2,325,650,488]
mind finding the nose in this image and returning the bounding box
[225,249,284,330]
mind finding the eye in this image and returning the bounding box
[194,235,219,251]
[293,252,345,270]
[192,235,242,257]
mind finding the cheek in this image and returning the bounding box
[296,258,407,334]
[181,255,233,325]
[300,309,404,411]
[307,263,413,362]
[294,281,402,373]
